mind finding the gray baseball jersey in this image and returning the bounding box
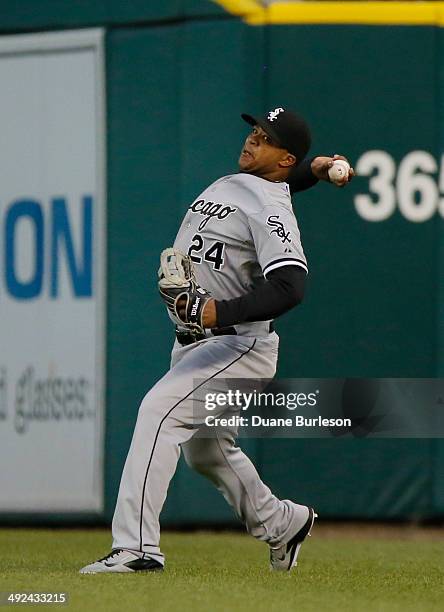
[174,173,307,332]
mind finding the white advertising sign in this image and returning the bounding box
[0,30,105,512]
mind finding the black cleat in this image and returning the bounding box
[270,507,317,571]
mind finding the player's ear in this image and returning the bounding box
[279,153,297,168]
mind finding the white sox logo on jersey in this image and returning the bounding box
[268,107,284,122]
[267,215,291,244]
[189,199,237,231]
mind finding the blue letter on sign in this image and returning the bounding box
[51,196,93,298]
[5,200,44,299]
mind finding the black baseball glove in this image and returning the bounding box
[158,248,212,336]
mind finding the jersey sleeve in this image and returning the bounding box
[248,205,308,277]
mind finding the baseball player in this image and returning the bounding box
[80,107,353,574]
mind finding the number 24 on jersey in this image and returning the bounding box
[187,234,225,271]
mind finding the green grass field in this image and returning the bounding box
[1,525,443,612]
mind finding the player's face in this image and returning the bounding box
[238,125,295,180]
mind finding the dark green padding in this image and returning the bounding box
[106,21,444,522]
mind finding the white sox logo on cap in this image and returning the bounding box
[267,107,284,122]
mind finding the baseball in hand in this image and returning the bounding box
[328,159,350,184]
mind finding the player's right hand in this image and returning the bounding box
[311,154,354,186]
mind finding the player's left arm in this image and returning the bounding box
[289,154,354,193]
[202,266,306,328]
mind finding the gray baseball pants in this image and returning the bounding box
[112,332,307,565]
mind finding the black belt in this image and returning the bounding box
[175,322,274,346]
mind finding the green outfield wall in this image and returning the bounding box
[2,1,443,523]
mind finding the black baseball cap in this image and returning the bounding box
[241,107,311,162]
